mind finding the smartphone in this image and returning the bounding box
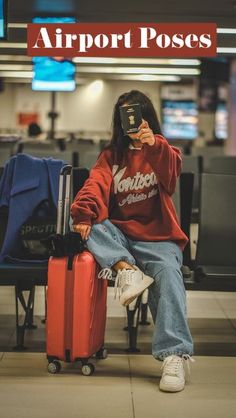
[119,103,142,135]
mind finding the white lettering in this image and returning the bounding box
[113,166,127,193]
[95,34,109,49]
[185,33,199,48]
[199,33,212,48]
[156,33,171,49]
[78,33,93,53]
[31,27,213,53]
[172,33,184,48]
[118,187,158,207]
[33,27,53,48]
[124,30,132,48]
[113,165,158,194]
[55,28,62,48]
[65,33,77,48]
[139,27,157,48]
[119,193,147,207]
[110,33,122,48]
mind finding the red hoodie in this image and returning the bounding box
[71,134,188,250]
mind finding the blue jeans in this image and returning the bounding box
[85,219,194,361]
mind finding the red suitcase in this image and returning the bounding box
[46,165,107,376]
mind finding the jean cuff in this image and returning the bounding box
[106,256,136,270]
[154,350,194,361]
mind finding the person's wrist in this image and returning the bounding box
[149,135,155,146]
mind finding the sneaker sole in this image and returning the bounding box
[120,277,154,307]
[159,381,185,392]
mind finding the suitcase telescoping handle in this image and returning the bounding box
[56,165,72,235]
[63,166,72,235]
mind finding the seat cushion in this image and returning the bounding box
[194,265,236,291]
[0,261,48,286]
[197,265,236,278]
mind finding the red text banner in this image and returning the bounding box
[27,23,217,58]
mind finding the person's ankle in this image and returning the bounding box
[113,261,135,272]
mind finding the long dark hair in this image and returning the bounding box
[107,90,162,163]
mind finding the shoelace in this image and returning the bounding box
[114,269,134,300]
[98,268,113,280]
[182,354,196,376]
[161,354,195,378]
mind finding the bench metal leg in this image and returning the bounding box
[13,284,37,351]
[139,303,151,326]
[125,295,142,353]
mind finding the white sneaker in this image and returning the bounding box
[159,354,195,392]
[114,266,154,307]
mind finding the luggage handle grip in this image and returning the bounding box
[57,165,72,235]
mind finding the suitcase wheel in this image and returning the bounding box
[81,363,95,376]
[96,347,108,360]
[47,361,61,374]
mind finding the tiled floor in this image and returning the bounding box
[0,225,236,418]
[0,352,236,418]
[0,287,236,418]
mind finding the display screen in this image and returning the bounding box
[215,102,228,140]
[162,100,198,140]
[0,0,7,39]
[32,17,76,92]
